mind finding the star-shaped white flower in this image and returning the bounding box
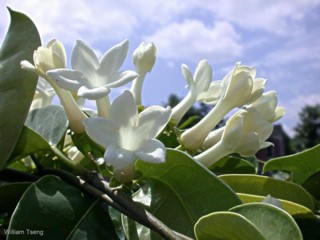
[47,40,138,100]
[83,90,171,183]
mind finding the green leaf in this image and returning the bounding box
[7,175,118,240]
[219,174,315,210]
[263,144,320,184]
[131,149,241,238]
[210,154,256,174]
[302,171,320,201]
[8,126,50,163]
[237,193,317,219]
[26,105,69,146]
[194,211,266,240]
[0,8,41,169]
[230,203,303,240]
[0,182,31,216]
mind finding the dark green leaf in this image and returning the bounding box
[7,175,118,240]
[0,182,31,215]
[302,171,320,201]
[7,126,50,164]
[295,218,320,240]
[219,174,315,210]
[230,203,303,240]
[131,149,241,238]
[263,144,320,184]
[0,8,41,169]
[210,154,256,174]
[25,105,69,146]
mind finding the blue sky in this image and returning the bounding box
[1,0,320,137]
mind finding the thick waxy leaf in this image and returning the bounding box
[25,105,69,146]
[130,149,241,238]
[0,182,31,215]
[7,175,118,240]
[230,203,303,240]
[237,193,317,219]
[302,171,320,201]
[0,8,41,169]
[263,144,320,184]
[219,174,315,210]
[194,212,266,240]
[210,155,256,174]
[7,126,50,164]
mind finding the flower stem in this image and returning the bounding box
[131,72,147,105]
[96,96,111,118]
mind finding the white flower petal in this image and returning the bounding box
[181,64,194,89]
[98,39,129,76]
[106,70,138,88]
[71,40,99,76]
[194,60,212,93]
[20,60,37,72]
[83,117,120,148]
[47,39,67,67]
[197,81,222,104]
[110,90,138,127]
[104,144,136,172]
[78,86,110,100]
[135,139,166,163]
[47,69,84,92]
[136,106,171,140]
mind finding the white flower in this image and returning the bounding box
[246,91,285,122]
[47,39,137,100]
[195,108,273,167]
[171,60,221,125]
[21,39,67,74]
[133,42,157,74]
[202,91,285,149]
[180,63,266,150]
[21,39,87,133]
[131,42,157,105]
[83,90,171,183]
[30,78,55,111]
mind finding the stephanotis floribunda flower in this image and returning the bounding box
[83,90,171,183]
[131,42,157,105]
[47,39,137,100]
[181,63,266,150]
[171,60,221,125]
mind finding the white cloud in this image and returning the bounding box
[1,0,139,45]
[196,0,320,35]
[144,20,243,64]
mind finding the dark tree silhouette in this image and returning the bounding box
[292,104,320,151]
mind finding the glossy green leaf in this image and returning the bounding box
[237,193,317,219]
[210,154,256,174]
[131,149,241,238]
[7,175,118,240]
[0,8,41,169]
[26,105,69,146]
[219,174,315,210]
[194,211,266,240]
[230,203,303,240]
[263,144,320,184]
[302,171,320,201]
[0,182,31,215]
[8,126,50,163]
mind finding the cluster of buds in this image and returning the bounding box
[22,38,284,183]
[178,62,284,167]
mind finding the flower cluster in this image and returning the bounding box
[22,39,284,183]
